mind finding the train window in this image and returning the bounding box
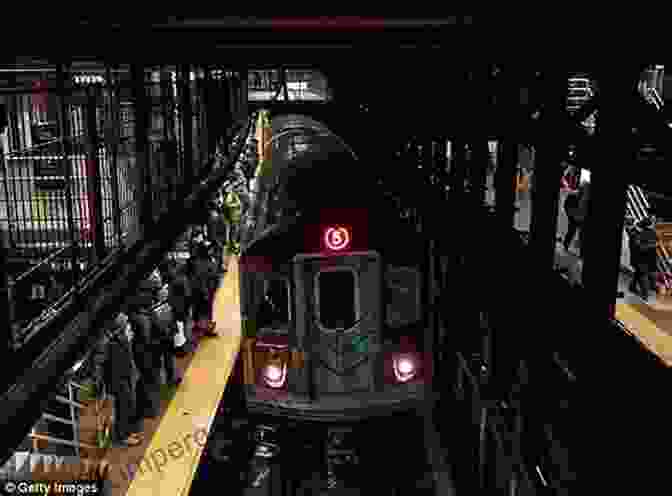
[259,278,291,330]
[386,267,421,328]
[315,268,358,331]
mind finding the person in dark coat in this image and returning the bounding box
[207,201,229,269]
[127,274,164,419]
[563,180,590,255]
[92,312,144,447]
[629,217,659,300]
[188,243,219,341]
[151,291,182,387]
[160,258,193,355]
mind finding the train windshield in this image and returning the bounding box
[260,278,291,329]
[317,269,357,330]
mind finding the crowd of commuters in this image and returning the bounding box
[92,219,226,448]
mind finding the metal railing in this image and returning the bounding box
[0,63,239,349]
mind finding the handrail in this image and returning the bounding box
[54,395,85,410]
[648,87,663,110]
[41,413,75,427]
[28,433,96,451]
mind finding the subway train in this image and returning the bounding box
[237,114,428,421]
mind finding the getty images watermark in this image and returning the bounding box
[119,424,236,482]
[120,426,207,481]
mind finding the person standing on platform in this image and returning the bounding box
[92,312,144,447]
[207,201,229,272]
[629,217,659,300]
[160,258,193,355]
[152,292,182,387]
[127,273,163,419]
[188,243,219,341]
[563,189,581,252]
[563,174,591,255]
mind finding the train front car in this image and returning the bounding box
[239,114,428,421]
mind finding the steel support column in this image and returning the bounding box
[105,65,123,248]
[240,69,249,122]
[463,67,487,358]
[468,67,489,212]
[495,140,518,229]
[56,63,81,285]
[581,84,629,321]
[131,64,153,233]
[521,69,568,484]
[0,175,11,368]
[203,66,217,161]
[579,68,637,495]
[495,67,525,230]
[180,65,194,189]
[529,70,567,297]
[530,88,567,310]
[160,68,177,206]
[229,73,238,126]
[221,74,233,155]
[85,86,107,262]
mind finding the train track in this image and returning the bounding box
[189,403,436,495]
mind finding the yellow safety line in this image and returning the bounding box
[615,302,672,368]
[126,258,242,496]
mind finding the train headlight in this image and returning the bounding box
[393,354,417,383]
[262,362,287,388]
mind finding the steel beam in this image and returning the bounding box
[85,86,107,261]
[56,63,81,286]
[180,65,194,190]
[105,66,123,247]
[581,72,631,323]
[131,64,153,232]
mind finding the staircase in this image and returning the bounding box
[567,77,592,114]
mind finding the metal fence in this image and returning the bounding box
[0,63,244,347]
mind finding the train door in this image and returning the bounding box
[293,251,382,396]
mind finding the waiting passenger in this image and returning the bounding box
[160,258,193,355]
[151,286,182,387]
[127,275,163,419]
[207,201,229,270]
[189,244,219,341]
[92,312,144,447]
[629,217,658,301]
[563,179,590,255]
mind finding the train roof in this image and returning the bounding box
[256,113,378,214]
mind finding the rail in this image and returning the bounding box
[451,348,574,494]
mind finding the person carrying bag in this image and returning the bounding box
[160,258,192,355]
[151,294,182,387]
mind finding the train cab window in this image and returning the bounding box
[259,278,291,330]
[315,268,358,331]
[385,267,421,328]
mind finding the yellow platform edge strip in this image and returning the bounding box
[126,258,242,496]
[615,302,672,367]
